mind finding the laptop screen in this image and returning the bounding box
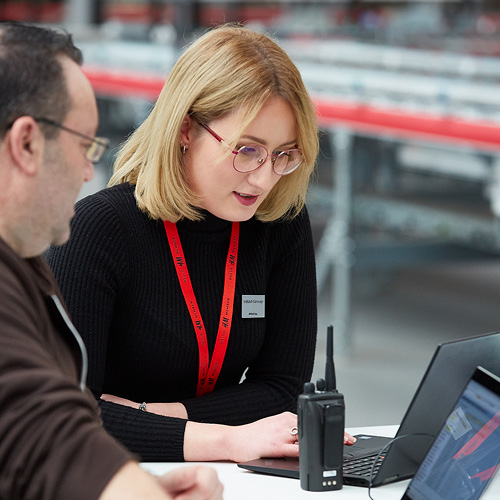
[402,367,500,500]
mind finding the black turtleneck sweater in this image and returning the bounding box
[46,182,317,461]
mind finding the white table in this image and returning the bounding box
[141,425,500,500]
[141,426,393,499]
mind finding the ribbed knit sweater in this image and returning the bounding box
[46,182,317,461]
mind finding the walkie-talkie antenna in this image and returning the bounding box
[325,325,337,391]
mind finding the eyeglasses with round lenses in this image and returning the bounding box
[34,117,110,164]
[200,122,304,176]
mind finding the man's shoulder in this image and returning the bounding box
[0,242,47,320]
[0,238,27,284]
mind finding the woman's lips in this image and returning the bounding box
[234,192,258,206]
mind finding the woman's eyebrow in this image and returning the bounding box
[240,134,297,148]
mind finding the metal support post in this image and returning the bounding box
[316,127,354,350]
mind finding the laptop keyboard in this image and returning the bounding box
[343,453,385,477]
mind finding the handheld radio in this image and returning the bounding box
[298,325,345,491]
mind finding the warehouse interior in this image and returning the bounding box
[4,0,500,428]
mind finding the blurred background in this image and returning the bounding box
[3,0,500,427]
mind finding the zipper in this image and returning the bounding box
[49,294,88,392]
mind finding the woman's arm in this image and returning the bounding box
[101,393,188,419]
[46,191,188,461]
[183,412,300,462]
[46,194,124,398]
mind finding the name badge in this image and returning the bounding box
[242,295,265,318]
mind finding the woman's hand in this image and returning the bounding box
[224,411,301,462]
[223,412,356,462]
[184,411,356,463]
[101,394,188,419]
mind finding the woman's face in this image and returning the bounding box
[183,96,297,222]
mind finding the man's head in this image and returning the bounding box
[0,22,98,257]
[0,21,82,139]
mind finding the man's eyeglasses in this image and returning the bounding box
[200,122,303,176]
[34,117,109,164]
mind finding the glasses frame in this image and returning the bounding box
[199,122,303,176]
[33,117,109,164]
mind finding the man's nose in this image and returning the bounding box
[83,161,95,183]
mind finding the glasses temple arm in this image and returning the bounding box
[200,122,239,154]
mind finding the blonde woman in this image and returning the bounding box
[48,24,355,462]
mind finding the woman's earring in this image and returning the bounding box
[180,141,187,154]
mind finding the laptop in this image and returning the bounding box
[402,366,500,500]
[238,331,500,487]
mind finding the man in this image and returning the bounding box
[0,21,222,500]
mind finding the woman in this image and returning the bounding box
[48,24,354,462]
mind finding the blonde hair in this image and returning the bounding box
[110,24,319,222]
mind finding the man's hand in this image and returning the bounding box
[158,466,223,500]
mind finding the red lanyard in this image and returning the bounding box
[164,220,239,397]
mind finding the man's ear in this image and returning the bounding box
[179,114,193,145]
[7,117,44,176]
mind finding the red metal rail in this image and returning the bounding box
[83,66,500,152]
